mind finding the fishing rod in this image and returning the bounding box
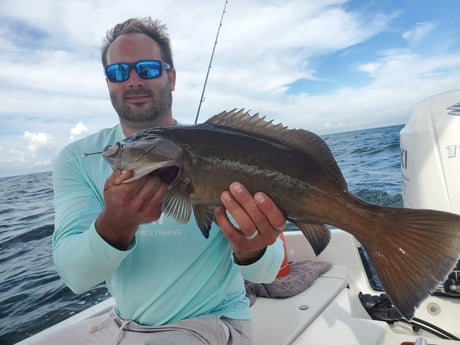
[194,0,228,124]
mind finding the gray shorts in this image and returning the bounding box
[28,310,252,345]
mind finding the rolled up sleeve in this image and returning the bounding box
[234,237,284,283]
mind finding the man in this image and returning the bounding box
[44,17,285,345]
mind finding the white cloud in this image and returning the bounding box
[402,22,437,46]
[23,131,56,162]
[24,130,52,146]
[358,63,380,77]
[70,122,89,141]
[0,131,57,177]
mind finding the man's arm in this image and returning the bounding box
[52,146,167,293]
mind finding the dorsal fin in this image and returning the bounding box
[206,109,287,140]
[206,109,346,187]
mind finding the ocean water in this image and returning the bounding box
[0,124,404,344]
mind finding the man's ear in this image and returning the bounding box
[168,68,176,91]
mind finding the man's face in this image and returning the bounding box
[105,33,176,133]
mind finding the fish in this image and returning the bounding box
[102,109,460,320]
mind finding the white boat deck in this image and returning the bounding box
[252,275,348,344]
[253,230,389,345]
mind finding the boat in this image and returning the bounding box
[17,90,460,344]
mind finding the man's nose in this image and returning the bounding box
[127,68,145,87]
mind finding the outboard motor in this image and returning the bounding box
[400,90,460,213]
[400,89,460,297]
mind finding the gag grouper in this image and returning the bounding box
[103,109,460,320]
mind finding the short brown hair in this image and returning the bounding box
[101,17,174,68]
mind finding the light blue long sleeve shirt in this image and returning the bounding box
[52,124,284,326]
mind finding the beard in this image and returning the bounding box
[110,82,173,130]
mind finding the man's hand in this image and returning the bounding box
[215,182,286,264]
[96,169,169,250]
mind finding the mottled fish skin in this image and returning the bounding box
[103,109,460,320]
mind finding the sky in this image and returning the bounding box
[1,0,460,178]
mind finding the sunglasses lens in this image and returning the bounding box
[105,64,130,82]
[105,60,167,82]
[135,61,161,79]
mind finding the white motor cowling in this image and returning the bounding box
[400,90,460,214]
[401,90,460,296]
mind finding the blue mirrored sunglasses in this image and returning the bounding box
[105,60,171,83]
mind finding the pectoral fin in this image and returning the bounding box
[292,222,331,256]
[163,184,192,224]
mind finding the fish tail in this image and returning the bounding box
[359,207,460,320]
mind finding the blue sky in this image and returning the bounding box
[1,0,460,177]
